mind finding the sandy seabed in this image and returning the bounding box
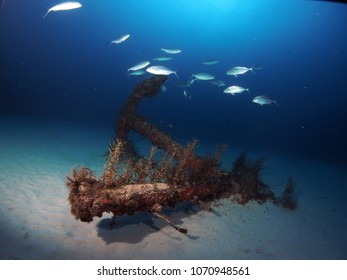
[0,116,346,259]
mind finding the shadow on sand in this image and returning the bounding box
[95,202,206,244]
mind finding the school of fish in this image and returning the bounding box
[43,1,279,107]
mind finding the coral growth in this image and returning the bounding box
[101,139,125,187]
[66,75,296,234]
[280,177,297,209]
[231,152,275,204]
[66,141,285,231]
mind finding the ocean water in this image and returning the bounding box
[2,0,347,162]
[0,0,347,259]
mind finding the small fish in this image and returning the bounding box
[159,120,173,127]
[226,65,262,77]
[128,70,146,76]
[186,77,196,87]
[146,66,179,78]
[184,90,192,100]
[252,95,279,106]
[161,48,182,54]
[202,60,219,65]
[43,1,82,18]
[209,79,225,87]
[128,61,150,72]
[109,34,130,45]
[176,83,188,88]
[161,85,167,92]
[153,56,173,61]
[224,85,250,95]
[192,73,215,81]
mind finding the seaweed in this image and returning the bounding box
[66,76,295,234]
[231,152,275,205]
[280,176,297,209]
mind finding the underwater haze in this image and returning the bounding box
[1,0,347,163]
[0,0,347,260]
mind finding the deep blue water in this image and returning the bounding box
[1,0,347,164]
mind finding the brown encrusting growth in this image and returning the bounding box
[280,176,297,209]
[66,75,296,234]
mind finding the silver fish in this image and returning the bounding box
[224,85,250,95]
[252,95,279,106]
[187,77,196,87]
[161,48,182,54]
[109,34,130,45]
[209,79,225,87]
[176,83,188,88]
[153,56,173,61]
[128,70,146,76]
[128,61,150,72]
[184,90,192,100]
[192,73,215,81]
[146,66,179,78]
[201,60,219,65]
[43,1,82,18]
[226,66,262,77]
